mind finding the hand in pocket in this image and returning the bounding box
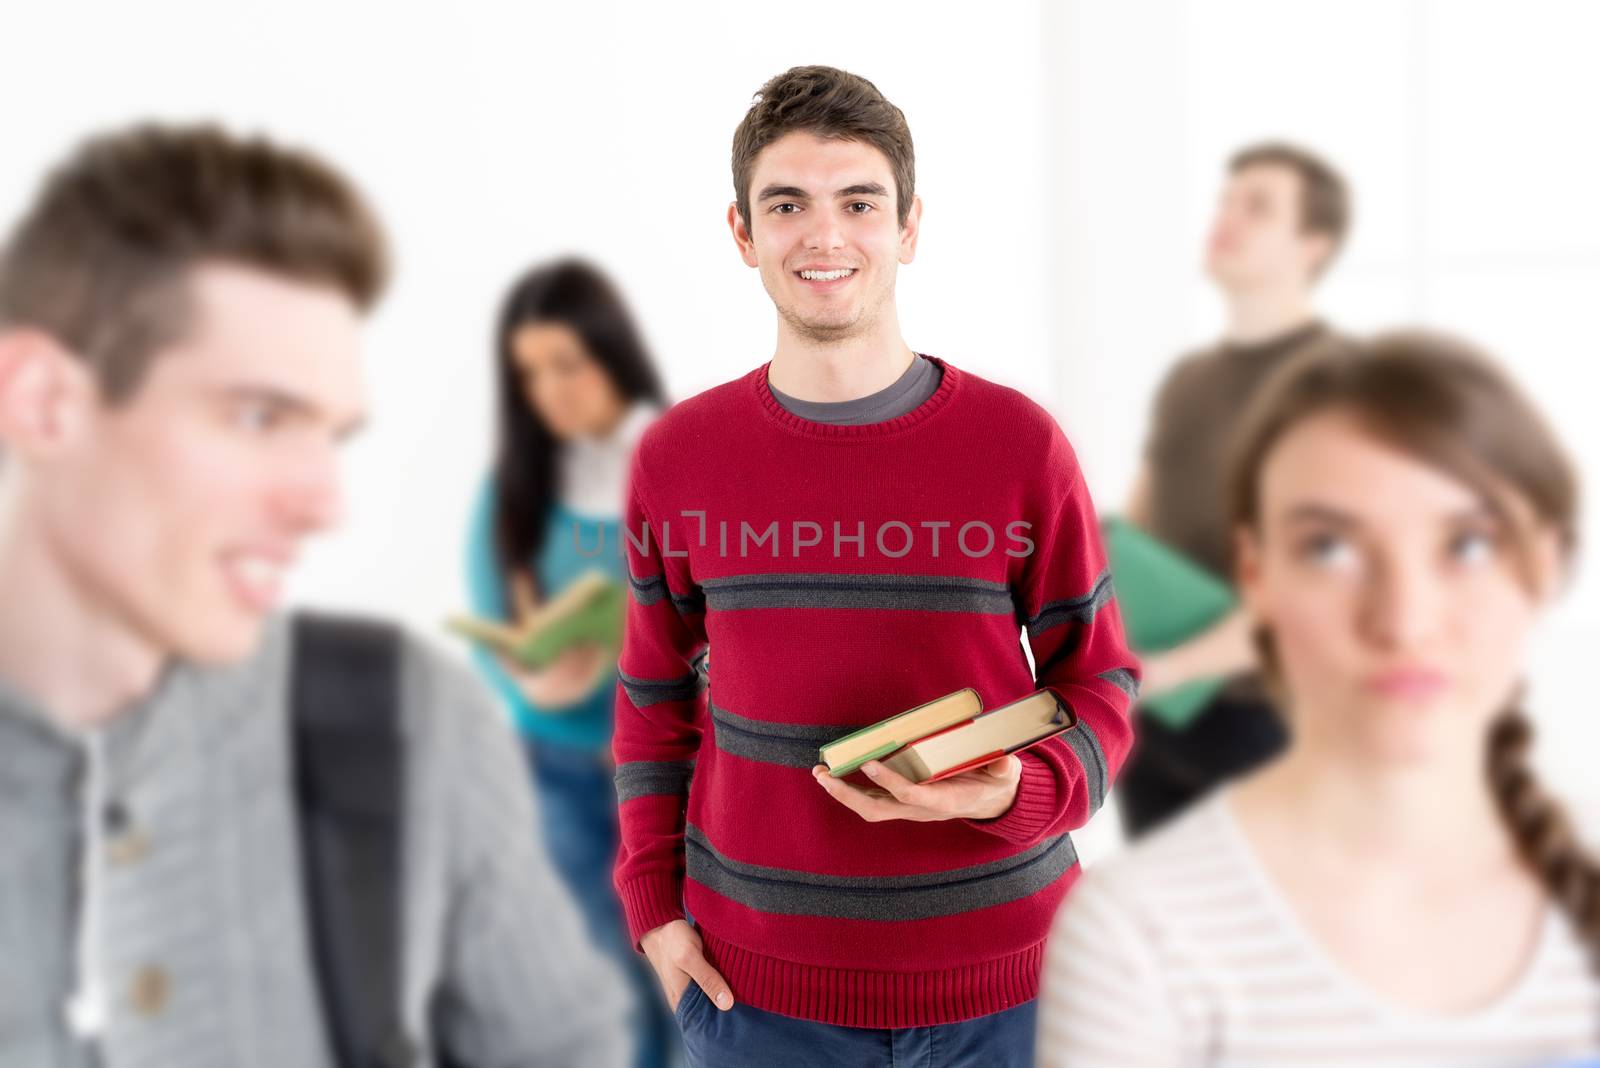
[640,919,734,1014]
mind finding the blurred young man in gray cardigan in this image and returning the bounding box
[0,124,628,1068]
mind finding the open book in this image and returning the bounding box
[446,570,625,670]
[820,688,1076,784]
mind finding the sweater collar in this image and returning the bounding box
[753,353,962,441]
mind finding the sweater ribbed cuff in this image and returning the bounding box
[620,873,685,951]
[961,752,1066,845]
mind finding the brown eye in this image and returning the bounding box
[233,399,285,434]
[1448,529,1495,566]
[1299,531,1357,570]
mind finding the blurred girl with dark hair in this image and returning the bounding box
[465,258,673,1066]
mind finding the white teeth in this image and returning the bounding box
[232,556,283,589]
[800,268,854,281]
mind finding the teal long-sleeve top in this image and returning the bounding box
[464,479,623,751]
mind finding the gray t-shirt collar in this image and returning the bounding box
[767,354,943,426]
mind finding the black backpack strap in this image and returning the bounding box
[291,611,417,1068]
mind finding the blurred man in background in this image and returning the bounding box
[1120,142,1351,836]
[0,124,627,1067]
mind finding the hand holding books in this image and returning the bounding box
[811,753,1023,823]
[812,687,1076,823]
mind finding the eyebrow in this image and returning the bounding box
[1281,503,1360,527]
[836,182,889,198]
[1279,501,1499,528]
[756,181,891,201]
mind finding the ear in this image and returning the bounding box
[0,328,98,460]
[1302,231,1334,280]
[727,202,759,268]
[898,194,923,265]
[1529,524,1570,604]
[1233,522,1266,619]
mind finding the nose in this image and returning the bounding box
[804,210,846,253]
[275,441,345,534]
[1361,555,1442,651]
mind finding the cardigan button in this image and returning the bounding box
[128,965,170,1017]
[108,827,150,866]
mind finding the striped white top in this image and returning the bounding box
[1039,793,1600,1068]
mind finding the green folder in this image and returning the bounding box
[1103,516,1237,729]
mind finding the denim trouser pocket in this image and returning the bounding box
[673,981,707,1027]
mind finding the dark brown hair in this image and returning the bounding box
[731,65,915,232]
[0,123,388,402]
[1226,330,1599,968]
[1230,140,1351,275]
[490,258,667,598]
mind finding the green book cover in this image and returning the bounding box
[518,580,625,667]
[1103,516,1237,729]
[819,688,983,777]
[447,575,625,670]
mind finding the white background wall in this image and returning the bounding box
[5,0,1598,823]
[2,0,1058,626]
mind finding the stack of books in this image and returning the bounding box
[819,688,1074,784]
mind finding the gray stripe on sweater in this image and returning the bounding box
[683,823,1077,921]
[1095,667,1140,700]
[700,572,1015,614]
[619,668,705,708]
[614,760,695,803]
[626,571,705,616]
[626,570,668,606]
[1061,719,1108,816]
[709,702,841,769]
[1023,569,1114,634]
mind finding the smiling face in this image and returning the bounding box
[1236,411,1556,767]
[1205,162,1330,292]
[729,131,921,345]
[34,262,367,664]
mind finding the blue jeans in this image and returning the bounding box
[673,982,1037,1068]
[525,739,681,1068]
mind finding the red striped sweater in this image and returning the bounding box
[611,355,1139,1028]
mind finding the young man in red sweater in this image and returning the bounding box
[611,65,1140,1067]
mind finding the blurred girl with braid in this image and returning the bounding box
[1038,332,1600,1066]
